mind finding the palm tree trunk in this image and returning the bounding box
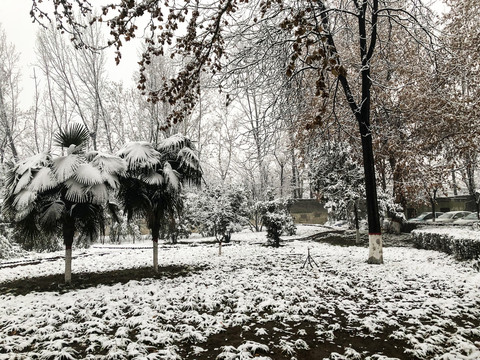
[152,223,160,272]
[65,246,72,284]
[153,240,158,272]
[63,216,75,284]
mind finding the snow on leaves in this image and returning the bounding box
[0,227,479,359]
[117,141,160,170]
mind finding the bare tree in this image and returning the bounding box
[0,26,21,162]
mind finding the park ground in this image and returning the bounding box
[0,226,479,359]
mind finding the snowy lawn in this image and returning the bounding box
[0,226,479,359]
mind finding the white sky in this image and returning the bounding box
[0,0,139,108]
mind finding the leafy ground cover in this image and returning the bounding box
[0,226,479,359]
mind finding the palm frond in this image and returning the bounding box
[163,162,181,191]
[39,200,65,227]
[101,172,120,189]
[87,184,109,204]
[177,147,202,185]
[117,142,160,170]
[53,155,82,182]
[29,167,58,192]
[54,123,90,150]
[3,165,18,198]
[158,134,192,154]
[178,147,200,168]
[84,150,98,162]
[74,163,104,186]
[71,203,106,241]
[12,212,42,249]
[90,152,127,174]
[107,201,121,224]
[14,204,36,222]
[15,152,52,175]
[13,190,37,211]
[117,177,151,220]
[14,169,32,195]
[140,171,164,186]
[64,179,89,203]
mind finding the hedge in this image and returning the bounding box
[412,228,480,260]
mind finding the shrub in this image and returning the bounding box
[0,233,21,259]
[257,196,296,247]
[412,228,480,260]
[184,186,250,243]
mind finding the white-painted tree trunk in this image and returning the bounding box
[368,234,383,264]
[65,247,72,284]
[153,240,158,272]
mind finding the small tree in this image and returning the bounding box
[185,185,249,254]
[3,124,126,283]
[117,135,202,271]
[257,193,296,248]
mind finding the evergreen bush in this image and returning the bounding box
[412,229,480,260]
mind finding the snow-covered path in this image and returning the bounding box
[0,227,479,359]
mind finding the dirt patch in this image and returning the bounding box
[179,313,410,359]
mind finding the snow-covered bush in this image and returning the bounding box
[257,195,296,247]
[412,228,480,260]
[184,185,249,242]
[0,233,23,259]
[377,187,406,231]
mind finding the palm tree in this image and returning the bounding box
[3,124,126,283]
[117,134,202,272]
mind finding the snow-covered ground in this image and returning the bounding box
[0,226,479,359]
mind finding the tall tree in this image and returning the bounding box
[117,135,202,272]
[3,124,126,283]
[0,25,21,162]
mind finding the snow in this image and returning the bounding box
[414,226,480,241]
[0,225,479,359]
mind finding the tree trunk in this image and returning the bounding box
[358,0,382,264]
[218,240,222,256]
[0,86,18,161]
[354,202,361,245]
[452,169,458,196]
[153,240,158,272]
[430,199,436,222]
[430,189,437,222]
[62,216,76,284]
[359,84,383,264]
[152,222,160,272]
[65,246,72,284]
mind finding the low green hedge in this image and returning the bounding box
[412,228,480,260]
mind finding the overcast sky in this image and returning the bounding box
[0,0,139,108]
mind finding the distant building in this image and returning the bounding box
[289,199,328,224]
[408,195,476,218]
